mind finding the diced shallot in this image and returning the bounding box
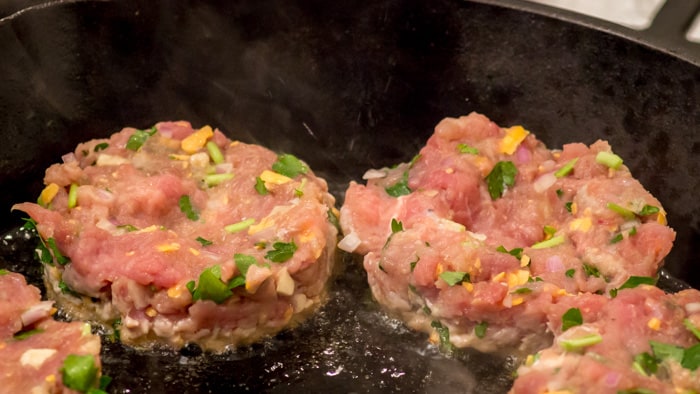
[533,173,557,193]
[338,232,362,253]
[20,301,54,327]
[545,255,564,272]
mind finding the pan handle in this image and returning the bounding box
[468,0,700,66]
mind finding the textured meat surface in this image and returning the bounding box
[512,286,700,394]
[340,112,675,353]
[0,271,102,393]
[13,121,338,350]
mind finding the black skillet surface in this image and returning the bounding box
[0,1,698,393]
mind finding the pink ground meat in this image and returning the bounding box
[0,271,103,393]
[13,121,338,351]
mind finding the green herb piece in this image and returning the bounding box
[496,245,523,260]
[684,319,700,341]
[409,154,422,168]
[60,354,100,392]
[556,189,564,198]
[224,218,255,233]
[457,143,479,155]
[629,226,638,236]
[554,158,578,178]
[294,178,307,197]
[562,307,583,331]
[67,183,79,209]
[681,343,700,371]
[228,253,258,289]
[58,280,80,297]
[187,265,232,304]
[543,225,557,237]
[531,235,565,249]
[46,237,70,265]
[205,173,234,187]
[422,305,431,315]
[254,177,269,195]
[620,276,656,290]
[474,321,488,338]
[595,151,623,169]
[327,208,341,232]
[439,271,470,286]
[206,141,224,164]
[565,268,575,278]
[94,142,109,152]
[638,205,660,216]
[125,127,157,151]
[617,388,657,394]
[649,340,684,363]
[22,217,37,231]
[559,333,602,351]
[117,224,138,232]
[97,375,112,393]
[112,318,122,342]
[0,269,8,275]
[565,202,573,212]
[430,320,454,352]
[512,287,532,294]
[410,257,419,272]
[195,236,213,246]
[178,195,199,221]
[13,328,44,340]
[582,263,601,278]
[408,284,419,295]
[385,172,412,197]
[607,202,636,220]
[391,218,404,233]
[272,154,308,178]
[610,233,624,244]
[265,241,298,263]
[633,352,658,376]
[485,161,517,200]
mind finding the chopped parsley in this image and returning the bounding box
[60,354,101,393]
[474,321,488,338]
[565,268,575,278]
[327,208,341,232]
[561,307,583,331]
[531,235,565,249]
[391,218,404,233]
[682,343,700,371]
[684,319,700,341]
[178,195,199,221]
[409,256,419,272]
[186,265,232,304]
[638,205,660,216]
[632,352,658,376]
[496,245,523,260]
[13,328,44,340]
[610,276,656,297]
[125,127,157,151]
[385,171,412,197]
[440,271,470,286]
[265,241,297,263]
[582,263,601,278]
[94,142,109,152]
[556,188,564,198]
[457,143,479,155]
[254,177,269,195]
[565,202,573,212]
[272,154,308,178]
[195,236,213,246]
[430,320,454,353]
[610,233,624,244]
[46,237,70,265]
[485,161,517,200]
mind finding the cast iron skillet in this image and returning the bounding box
[0,1,698,393]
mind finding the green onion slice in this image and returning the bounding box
[595,151,623,169]
[224,218,255,233]
[554,158,578,178]
[206,141,224,164]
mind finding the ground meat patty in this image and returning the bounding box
[511,286,700,394]
[0,270,104,394]
[339,112,675,353]
[13,121,338,351]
